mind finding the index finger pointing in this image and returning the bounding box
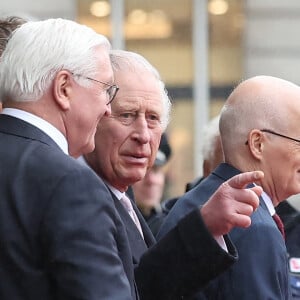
[227,171,264,189]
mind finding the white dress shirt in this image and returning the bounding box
[1,108,68,154]
[260,190,276,216]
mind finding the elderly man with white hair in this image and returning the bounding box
[83,50,264,300]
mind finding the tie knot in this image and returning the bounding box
[121,195,133,212]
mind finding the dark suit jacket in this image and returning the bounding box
[0,113,240,300]
[276,201,300,298]
[158,163,290,299]
[109,178,239,299]
[0,114,136,300]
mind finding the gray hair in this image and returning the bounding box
[201,115,220,161]
[110,49,171,130]
[0,16,27,57]
[0,18,111,103]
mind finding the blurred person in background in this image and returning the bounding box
[186,114,223,191]
[0,16,26,56]
[0,16,27,112]
[201,114,223,178]
[132,132,171,228]
[151,114,224,235]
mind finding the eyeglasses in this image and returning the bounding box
[245,129,300,145]
[72,73,119,105]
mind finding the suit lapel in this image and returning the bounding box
[126,186,156,246]
[112,194,149,264]
[130,199,156,247]
[212,163,241,181]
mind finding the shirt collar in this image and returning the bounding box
[1,108,69,155]
[105,182,124,201]
[252,182,275,216]
[260,190,276,216]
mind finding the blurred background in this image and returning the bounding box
[1,0,300,200]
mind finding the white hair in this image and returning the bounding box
[201,115,220,161]
[0,18,111,102]
[109,49,171,130]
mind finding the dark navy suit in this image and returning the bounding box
[111,191,238,300]
[277,201,300,298]
[158,163,290,299]
[0,113,240,300]
[0,114,134,300]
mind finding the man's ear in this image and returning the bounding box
[247,129,264,160]
[52,70,73,111]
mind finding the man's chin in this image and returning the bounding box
[126,173,146,185]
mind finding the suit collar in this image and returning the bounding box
[261,190,275,215]
[1,109,68,154]
[212,163,241,181]
[0,114,61,151]
[212,163,270,213]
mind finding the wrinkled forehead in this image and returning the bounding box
[113,69,164,111]
[113,92,164,115]
[114,66,158,86]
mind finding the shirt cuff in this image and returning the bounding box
[214,235,228,252]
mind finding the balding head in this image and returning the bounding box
[220,76,300,158]
[219,75,300,205]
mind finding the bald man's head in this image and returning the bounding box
[219,75,300,205]
[220,76,300,157]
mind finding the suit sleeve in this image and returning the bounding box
[41,168,133,300]
[203,223,290,300]
[135,209,238,300]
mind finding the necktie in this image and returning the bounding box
[120,195,144,239]
[272,213,285,240]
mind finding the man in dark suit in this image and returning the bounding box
[0,18,134,300]
[158,75,300,299]
[83,49,264,299]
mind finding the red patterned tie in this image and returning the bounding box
[272,213,285,240]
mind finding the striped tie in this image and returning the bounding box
[272,213,285,240]
[120,195,144,239]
